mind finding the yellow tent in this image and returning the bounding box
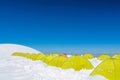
[12,52,25,57]
[52,53,59,57]
[48,56,67,67]
[61,55,93,71]
[35,53,45,60]
[90,58,120,80]
[12,52,34,59]
[41,54,59,64]
[98,54,111,60]
[112,54,120,59]
[83,53,94,59]
[22,53,32,58]
[12,52,45,60]
[26,54,38,60]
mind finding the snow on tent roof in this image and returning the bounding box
[83,53,94,59]
[98,54,111,60]
[61,55,94,71]
[90,58,120,80]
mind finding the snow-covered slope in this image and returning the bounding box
[0,44,41,58]
[0,44,107,80]
[0,56,106,80]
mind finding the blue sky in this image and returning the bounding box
[0,0,120,54]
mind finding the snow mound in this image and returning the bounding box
[0,57,107,80]
[0,44,41,58]
[0,44,107,80]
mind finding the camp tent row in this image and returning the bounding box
[12,52,94,71]
[98,54,120,60]
[12,52,120,80]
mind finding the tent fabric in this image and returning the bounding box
[90,58,120,80]
[42,54,55,63]
[35,53,45,60]
[40,54,60,63]
[61,62,74,69]
[61,55,93,71]
[112,54,120,59]
[12,52,45,60]
[83,53,94,59]
[48,56,67,67]
[98,54,111,60]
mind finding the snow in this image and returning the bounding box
[0,44,40,58]
[0,44,107,80]
[89,58,102,67]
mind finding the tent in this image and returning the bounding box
[98,54,111,60]
[48,56,67,67]
[35,53,45,60]
[90,58,120,80]
[52,53,59,57]
[42,54,59,64]
[61,55,93,71]
[21,53,44,60]
[83,53,94,59]
[12,52,25,57]
[29,54,39,60]
[112,54,120,59]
